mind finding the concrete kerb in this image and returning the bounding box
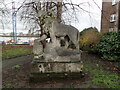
[0,43,2,89]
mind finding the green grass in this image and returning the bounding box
[12,65,22,69]
[5,82,13,87]
[92,69,120,88]
[83,56,120,88]
[2,45,33,60]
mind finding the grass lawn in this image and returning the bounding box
[82,52,120,88]
[2,45,33,60]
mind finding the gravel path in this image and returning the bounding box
[2,55,33,70]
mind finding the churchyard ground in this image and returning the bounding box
[2,45,120,88]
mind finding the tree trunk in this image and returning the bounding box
[57,2,62,23]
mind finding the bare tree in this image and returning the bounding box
[0,0,9,29]
[0,1,8,16]
[17,0,93,36]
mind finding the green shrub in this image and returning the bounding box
[79,27,101,53]
[97,31,120,61]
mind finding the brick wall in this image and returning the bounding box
[101,1,118,32]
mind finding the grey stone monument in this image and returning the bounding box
[30,21,83,82]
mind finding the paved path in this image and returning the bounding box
[1,55,33,88]
[2,55,33,70]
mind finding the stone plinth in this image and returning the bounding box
[30,21,83,82]
[29,72,84,83]
[31,48,82,73]
[30,48,83,82]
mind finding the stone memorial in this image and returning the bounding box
[30,20,83,82]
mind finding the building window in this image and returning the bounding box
[109,28,114,32]
[112,0,117,5]
[109,28,118,32]
[110,14,116,22]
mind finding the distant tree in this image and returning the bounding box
[0,0,9,29]
[19,32,24,36]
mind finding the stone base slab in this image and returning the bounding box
[29,72,84,83]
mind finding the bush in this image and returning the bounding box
[97,31,120,61]
[79,27,101,52]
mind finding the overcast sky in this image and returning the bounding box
[0,0,102,33]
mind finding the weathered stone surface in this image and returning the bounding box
[33,39,43,55]
[33,47,81,62]
[52,21,80,49]
[31,20,83,82]
[29,72,84,83]
[31,62,83,73]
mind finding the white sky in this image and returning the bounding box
[0,0,102,33]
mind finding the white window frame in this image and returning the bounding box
[109,28,114,32]
[112,0,117,5]
[110,14,116,22]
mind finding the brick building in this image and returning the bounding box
[101,0,120,32]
